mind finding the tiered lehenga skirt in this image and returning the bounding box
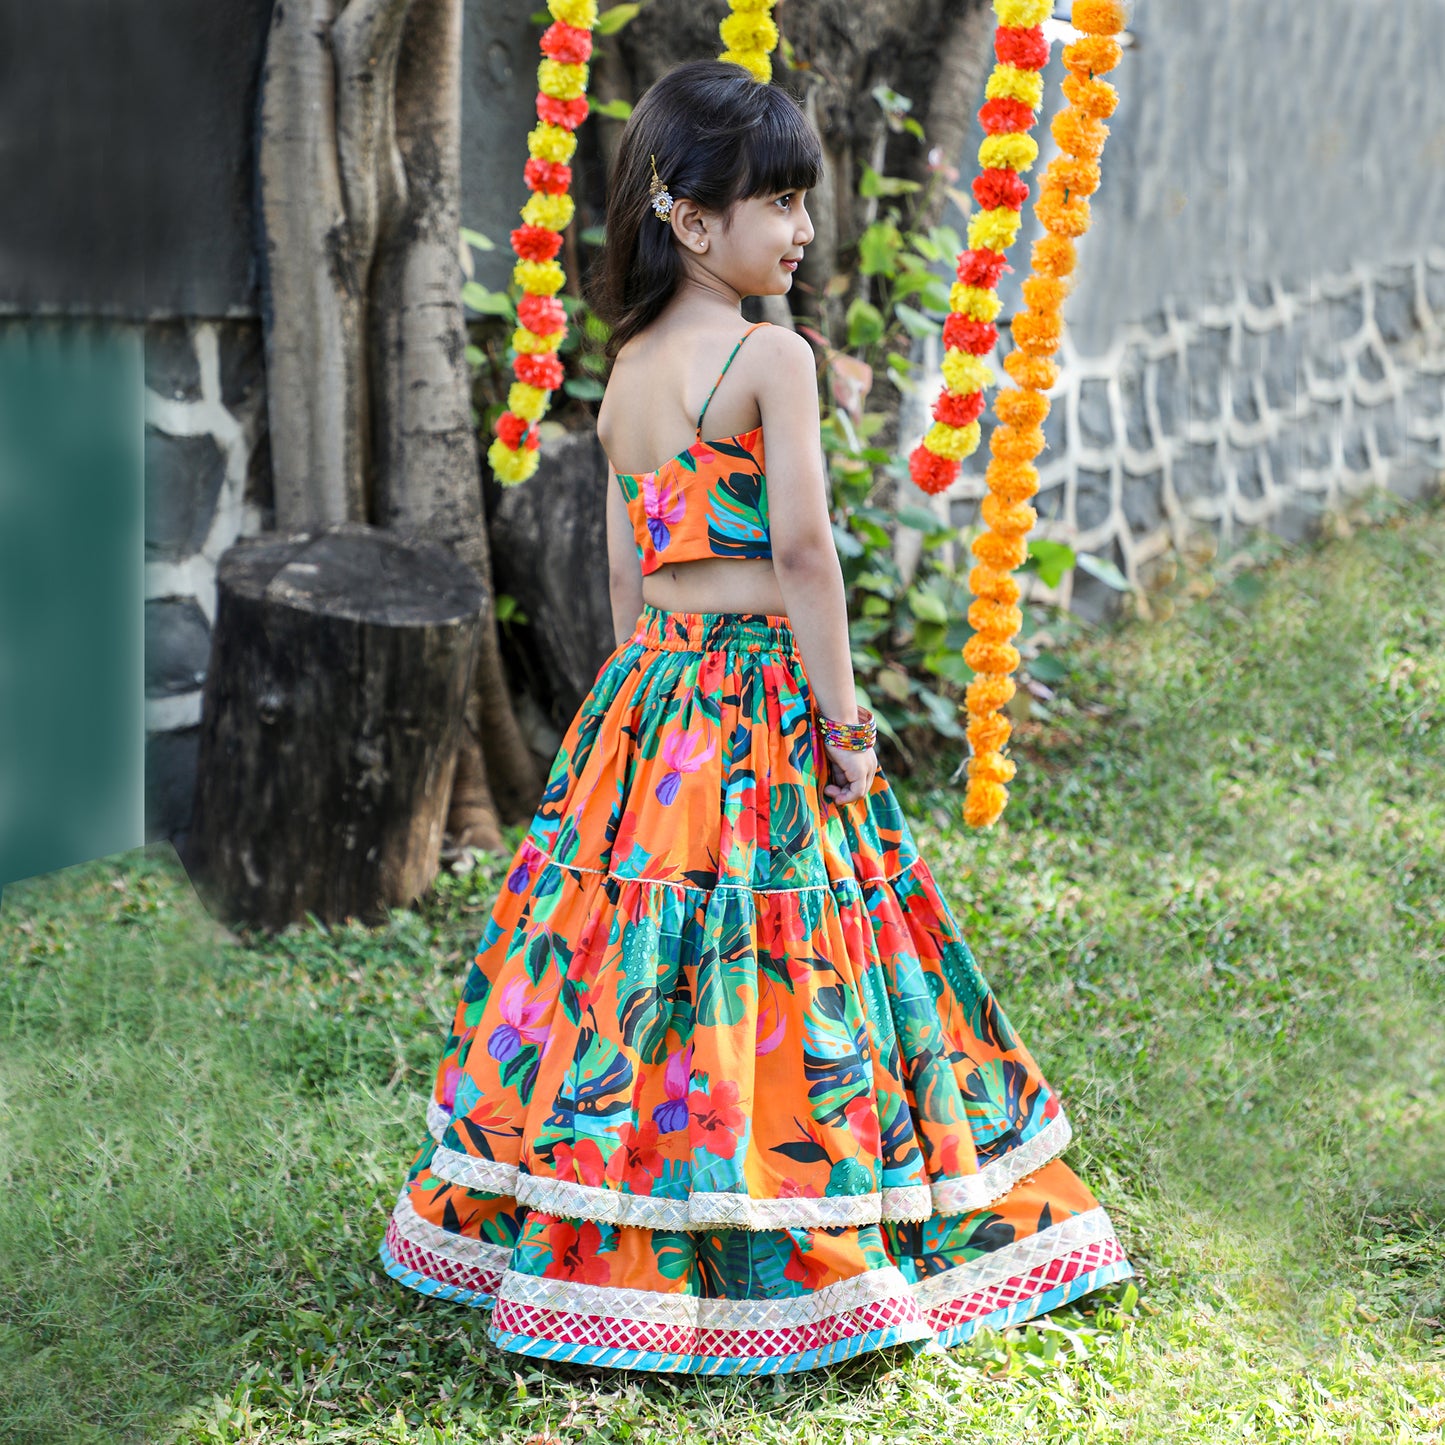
[377,603,1133,1373]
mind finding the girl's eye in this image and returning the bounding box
[775,193,793,209]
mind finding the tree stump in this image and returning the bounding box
[185,522,485,931]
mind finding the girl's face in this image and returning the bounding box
[673,186,815,300]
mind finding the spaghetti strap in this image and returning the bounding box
[695,321,770,438]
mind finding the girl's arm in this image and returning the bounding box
[757,327,859,725]
[606,460,645,646]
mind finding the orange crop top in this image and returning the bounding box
[610,321,772,575]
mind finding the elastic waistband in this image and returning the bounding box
[630,602,797,655]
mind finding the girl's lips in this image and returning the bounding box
[781,258,799,270]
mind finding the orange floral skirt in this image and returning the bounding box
[378,604,1132,1372]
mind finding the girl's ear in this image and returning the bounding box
[668,198,711,255]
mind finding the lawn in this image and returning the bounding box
[2,489,1443,1444]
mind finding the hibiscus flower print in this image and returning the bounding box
[641,469,686,552]
[651,1042,693,1134]
[542,1219,611,1284]
[604,1119,665,1192]
[552,1136,607,1187]
[654,723,716,805]
[689,1077,745,1158]
[486,977,551,1062]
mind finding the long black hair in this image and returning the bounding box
[585,59,823,362]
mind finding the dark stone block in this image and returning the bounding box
[1041,399,1068,458]
[1074,467,1113,532]
[1033,480,1066,523]
[1246,278,1275,310]
[219,320,266,410]
[1323,286,1365,345]
[1121,471,1164,534]
[1374,280,1419,349]
[1267,435,1298,490]
[1141,310,1169,338]
[145,725,201,845]
[1301,403,1341,470]
[1232,376,1262,426]
[145,597,212,697]
[1120,357,1152,452]
[1186,326,1230,422]
[145,429,227,560]
[1078,378,1113,448]
[1235,447,1266,500]
[1357,344,1388,385]
[1343,422,1371,472]
[1174,440,1222,503]
[1308,346,1349,382]
[1405,373,1443,421]
[145,321,201,402]
[1151,351,1186,436]
[1371,404,1403,459]
[1264,324,1305,411]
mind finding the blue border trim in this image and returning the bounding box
[378,1239,497,1309]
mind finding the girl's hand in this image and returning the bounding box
[821,739,877,806]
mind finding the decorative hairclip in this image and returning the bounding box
[648,152,674,222]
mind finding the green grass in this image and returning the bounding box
[3,489,1443,1444]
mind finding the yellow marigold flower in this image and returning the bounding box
[547,0,597,27]
[949,284,1003,322]
[966,710,1012,754]
[488,436,541,486]
[978,132,1039,174]
[720,12,779,51]
[968,564,1022,606]
[985,64,1045,111]
[512,326,567,356]
[924,418,982,463]
[513,258,566,295]
[972,529,1028,570]
[728,0,777,11]
[507,382,549,423]
[982,493,1038,537]
[538,59,588,102]
[968,206,1022,254]
[719,49,772,82]
[964,634,1022,676]
[941,349,994,397]
[521,191,574,232]
[527,122,576,165]
[994,0,1051,26]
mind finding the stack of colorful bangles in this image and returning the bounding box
[819,705,877,752]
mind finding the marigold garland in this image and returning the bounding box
[961,0,1128,829]
[487,0,598,486]
[718,0,780,84]
[907,0,1052,498]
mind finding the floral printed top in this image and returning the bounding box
[609,322,774,576]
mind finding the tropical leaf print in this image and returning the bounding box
[706,470,771,558]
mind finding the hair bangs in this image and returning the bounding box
[738,100,824,200]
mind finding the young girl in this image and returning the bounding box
[377,57,1133,1374]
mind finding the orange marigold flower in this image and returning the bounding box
[972,529,1029,570]
[968,597,1024,638]
[1052,110,1109,160]
[1061,74,1118,120]
[1011,308,1064,352]
[981,494,1038,536]
[994,388,1051,428]
[986,463,1041,507]
[1047,154,1103,197]
[963,635,1022,674]
[966,673,1016,713]
[1021,275,1071,313]
[1004,350,1061,391]
[968,749,1018,785]
[1062,35,1123,77]
[989,425,1046,465]
[966,710,1012,753]
[1035,189,1093,238]
[963,778,1008,827]
[1072,0,1128,35]
[968,565,1022,606]
[1031,234,1077,278]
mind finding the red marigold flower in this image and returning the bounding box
[510,224,563,262]
[535,93,589,130]
[515,352,565,390]
[524,157,573,195]
[933,387,986,428]
[994,24,1050,70]
[909,447,959,496]
[540,20,592,65]
[604,1119,665,1191]
[518,293,566,335]
[972,167,1029,212]
[957,247,1009,289]
[944,315,999,355]
[496,412,533,449]
[689,1079,745,1158]
[543,1218,611,1284]
[978,96,1035,135]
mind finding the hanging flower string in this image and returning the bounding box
[487,0,597,486]
[961,0,1128,829]
[718,0,781,83]
[907,0,1053,499]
